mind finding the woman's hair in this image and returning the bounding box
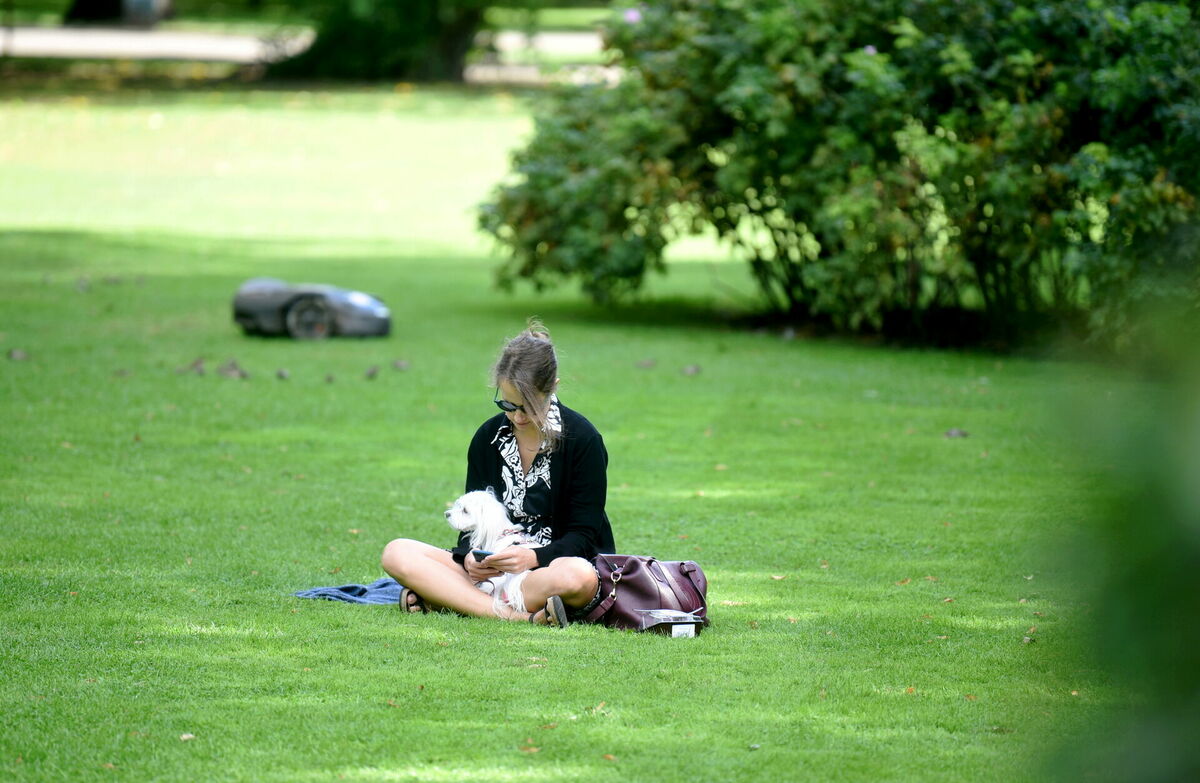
[491,318,560,450]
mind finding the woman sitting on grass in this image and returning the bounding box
[380,320,615,627]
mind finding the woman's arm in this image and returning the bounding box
[452,423,495,565]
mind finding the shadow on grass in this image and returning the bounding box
[473,295,749,333]
[0,228,753,334]
[7,228,1046,352]
[16,227,1055,356]
[0,59,544,108]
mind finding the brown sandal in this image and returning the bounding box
[529,596,569,628]
[399,587,427,614]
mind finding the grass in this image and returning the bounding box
[484,7,613,33]
[0,82,1127,781]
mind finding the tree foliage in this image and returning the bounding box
[480,0,1200,347]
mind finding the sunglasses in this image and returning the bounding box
[493,389,527,414]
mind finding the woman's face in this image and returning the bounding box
[497,379,540,433]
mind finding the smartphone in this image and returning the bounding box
[472,550,494,562]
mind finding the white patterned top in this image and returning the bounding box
[488,394,563,547]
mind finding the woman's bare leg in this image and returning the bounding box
[521,557,600,614]
[380,539,527,620]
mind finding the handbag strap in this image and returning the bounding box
[660,564,696,609]
[585,559,624,623]
[681,562,709,601]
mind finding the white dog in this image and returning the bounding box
[444,490,538,614]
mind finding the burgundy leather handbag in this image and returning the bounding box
[584,554,710,636]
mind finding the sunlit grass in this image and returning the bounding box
[0,82,1123,782]
[484,7,614,32]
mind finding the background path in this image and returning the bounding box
[0,24,608,83]
[0,25,313,62]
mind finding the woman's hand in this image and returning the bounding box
[463,553,501,581]
[483,546,538,574]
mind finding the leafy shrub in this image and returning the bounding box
[479,76,688,301]
[480,0,1200,347]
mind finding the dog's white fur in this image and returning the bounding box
[444,490,537,614]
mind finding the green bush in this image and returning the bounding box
[480,0,1200,347]
[1065,311,1200,779]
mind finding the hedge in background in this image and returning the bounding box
[480,0,1200,348]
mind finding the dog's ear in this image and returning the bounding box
[484,486,498,500]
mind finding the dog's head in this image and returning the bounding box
[444,490,510,543]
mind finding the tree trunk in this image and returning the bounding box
[425,5,484,81]
[272,0,486,82]
[64,0,172,25]
[64,0,123,22]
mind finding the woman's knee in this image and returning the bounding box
[547,556,598,594]
[380,538,422,576]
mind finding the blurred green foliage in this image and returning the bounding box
[480,0,1200,348]
[1065,309,1200,780]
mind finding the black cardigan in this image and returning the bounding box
[453,402,615,568]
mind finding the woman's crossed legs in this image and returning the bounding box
[380,538,598,623]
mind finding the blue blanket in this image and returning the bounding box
[294,577,402,605]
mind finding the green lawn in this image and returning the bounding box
[0,84,1123,781]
